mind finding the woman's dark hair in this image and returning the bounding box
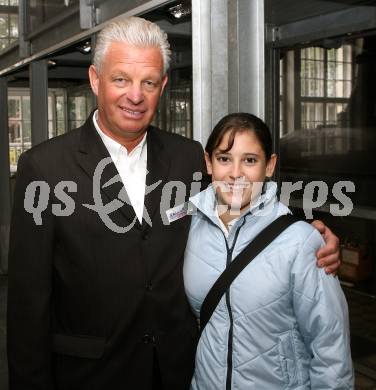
[205,112,273,160]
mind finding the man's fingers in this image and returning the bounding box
[311,219,325,234]
[324,260,341,276]
[316,242,339,260]
[317,252,340,268]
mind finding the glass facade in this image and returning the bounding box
[28,0,78,32]
[278,33,376,382]
[0,0,18,52]
[8,91,30,173]
[67,86,95,131]
[279,37,376,212]
[153,67,192,138]
[7,87,92,173]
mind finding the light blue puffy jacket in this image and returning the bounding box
[183,182,354,390]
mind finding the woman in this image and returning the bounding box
[183,113,354,389]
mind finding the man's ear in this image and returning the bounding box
[266,154,277,178]
[88,65,99,97]
[204,152,213,175]
[160,74,168,96]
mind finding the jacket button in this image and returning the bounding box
[145,281,153,291]
[142,334,155,344]
[142,232,149,240]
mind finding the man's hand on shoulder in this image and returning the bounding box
[311,220,341,275]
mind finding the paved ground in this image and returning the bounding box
[0,277,375,389]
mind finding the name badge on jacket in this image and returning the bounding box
[166,202,189,223]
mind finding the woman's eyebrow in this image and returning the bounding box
[214,151,230,155]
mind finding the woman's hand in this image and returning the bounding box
[311,220,341,275]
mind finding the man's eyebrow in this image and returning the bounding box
[110,70,128,76]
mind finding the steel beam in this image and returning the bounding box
[270,6,376,48]
[30,60,49,146]
[0,77,11,274]
[0,0,174,77]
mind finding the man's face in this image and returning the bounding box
[89,41,168,144]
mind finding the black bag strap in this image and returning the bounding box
[199,214,301,334]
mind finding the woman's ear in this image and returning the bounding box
[266,154,277,178]
[204,152,213,175]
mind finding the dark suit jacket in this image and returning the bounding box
[7,114,206,390]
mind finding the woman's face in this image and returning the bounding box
[205,130,277,215]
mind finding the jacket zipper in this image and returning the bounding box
[222,219,246,390]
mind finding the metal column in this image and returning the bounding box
[0,77,11,274]
[19,0,31,58]
[192,0,213,145]
[192,0,266,145]
[30,60,49,146]
[237,0,265,119]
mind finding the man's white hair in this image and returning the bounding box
[93,16,171,75]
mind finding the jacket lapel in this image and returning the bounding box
[76,115,138,227]
[143,127,170,229]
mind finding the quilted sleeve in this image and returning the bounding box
[291,228,354,389]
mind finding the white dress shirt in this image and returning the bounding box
[93,110,147,223]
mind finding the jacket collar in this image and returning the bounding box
[77,111,170,230]
[189,181,280,227]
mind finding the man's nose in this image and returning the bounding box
[126,83,144,105]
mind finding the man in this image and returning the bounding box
[7,17,340,390]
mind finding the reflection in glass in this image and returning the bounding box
[28,0,79,33]
[0,14,8,38]
[279,37,376,212]
[8,89,70,172]
[0,1,18,52]
[9,14,17,37]
[153,67,192,138]
[8,93,30,173]
[67,86,95,130]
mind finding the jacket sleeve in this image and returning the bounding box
[7,151,55,390]
[291,227,354,389]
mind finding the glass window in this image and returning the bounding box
[153,67,192,138]
[67,85,95,130]
[48,90,67,139]
[9,14,17,37]
[28,0,79,33]
[0,0,18,52]
[278,36,376,387]
[0,14,9,38]
[8,88,68,173]
[8,92,30,173]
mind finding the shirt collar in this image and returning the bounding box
[92,109,147,162]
